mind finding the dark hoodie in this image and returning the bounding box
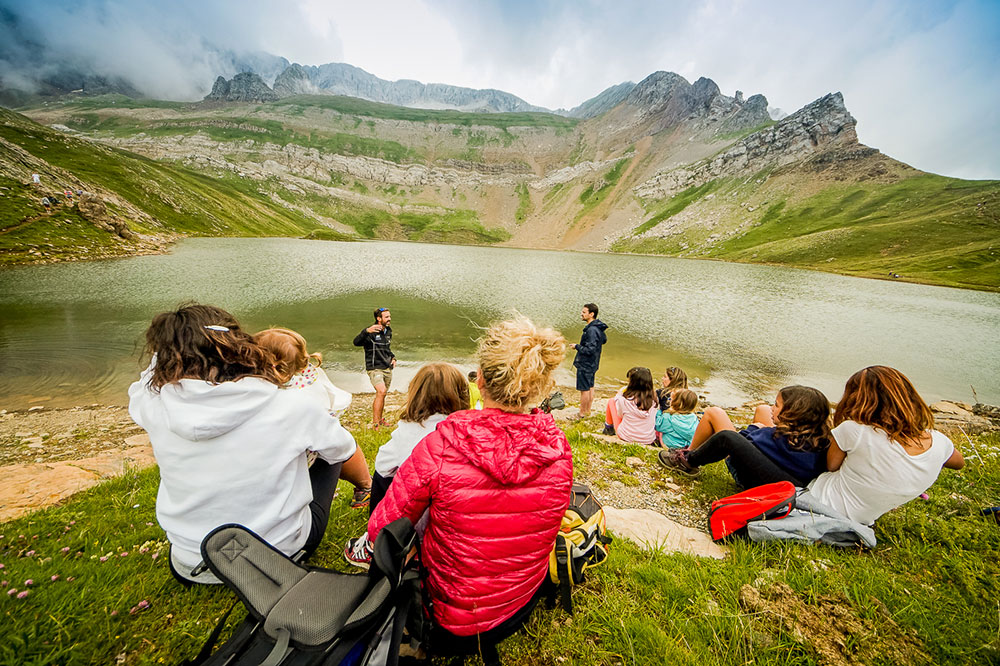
[573,318,609,372]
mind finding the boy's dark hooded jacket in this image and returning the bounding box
[572,319,608,372]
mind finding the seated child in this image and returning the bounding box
[345,362,469,567]
[605,367,657,446]
[660,385,832,488]
[656,388,699,449]
[468,370,483,409]
[657,366,688,411]
[254,327,372,509]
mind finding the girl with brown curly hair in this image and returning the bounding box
[128,305,358,585]
[659,385,833,488]
[805,366,964,525]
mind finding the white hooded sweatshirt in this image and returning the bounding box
[128,362,357,581]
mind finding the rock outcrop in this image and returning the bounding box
[634,92,861,199]
[272,63,317,97]
[204,72,278,103]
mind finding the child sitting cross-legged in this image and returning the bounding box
[655,388,700,449]
[345,362,469,568]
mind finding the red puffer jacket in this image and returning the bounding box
[368,408,573,636]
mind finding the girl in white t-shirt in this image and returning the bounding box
[806,365,965,525]
[255,328,373,509]
[345,362,469,567]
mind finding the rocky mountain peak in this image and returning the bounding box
[204,72,278,103]
[272,63,316,97]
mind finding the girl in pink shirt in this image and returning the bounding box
[605,367,658,445]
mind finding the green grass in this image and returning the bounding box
[2,423,998,665]
[514,182,532,224]
[575,157,631,221]
[632,180,724,235]
[270,95,579,130]
[712,120,777,144]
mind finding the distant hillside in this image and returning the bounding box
[7,69,999,290]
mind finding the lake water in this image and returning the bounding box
[1,238,998,409]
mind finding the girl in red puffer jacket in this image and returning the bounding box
[367,316,574,642]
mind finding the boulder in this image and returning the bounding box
[604,506,726,558]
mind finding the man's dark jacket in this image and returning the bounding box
[353,326,395,370]
[572,319,608,373]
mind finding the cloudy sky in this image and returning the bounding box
[2,0,998,179]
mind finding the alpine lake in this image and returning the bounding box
[1,237,998,410]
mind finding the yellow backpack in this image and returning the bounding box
[548,483,612,613]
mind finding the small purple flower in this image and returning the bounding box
[99,556,108,562]
[16,590,29,599]
[50,575,59,582]
[6,589,16,596]
[0,563,5,569]
[25,550,35,557]
[24,579,33,586]
[60,547,70,553]
[137,599,150,609]
[120,552,128,557]
[151,553,159,560]
[139,547,149,554]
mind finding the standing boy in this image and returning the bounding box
[353,307,396,428]
[570,303,608,418]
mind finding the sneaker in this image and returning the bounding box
[350,487,371,509]
[657,449,701,477]
[602,423,616,436]
[344,534,373,570]
[366,421,381,431]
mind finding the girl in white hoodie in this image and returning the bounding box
[128,305,358,585]
[255,327,373,509]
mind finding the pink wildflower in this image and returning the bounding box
[99,556,108,562]
[50,575,60,582]
[16,590,29,599]
[24,579,33,586]
[110,610,118,616]
[60,547,70,553]
[6,589,15,596]
[66,577,75,582]
[151,552,159,560]
[1,581,7,587]
[25,550,35,557]
[137,600,150,609]
[120,552,128,557]
[0,563,4,569]
[69,521,76,525]
[146,522,154,526]
[18,535,24,539]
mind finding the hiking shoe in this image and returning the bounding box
[350,487,371,509]
[657,449,701,477]
[344,534,373,570]
[602,423,616,436]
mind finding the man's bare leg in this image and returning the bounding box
[579,389,594,417]
[372,383,387,425]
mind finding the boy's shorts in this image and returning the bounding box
[576,368,596,391]
[367,368,393,390]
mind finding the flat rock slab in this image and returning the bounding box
[604,506,726,559]
[0,439,155,522]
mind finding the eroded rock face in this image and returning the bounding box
[204,72,278,103]
[634,92,860,199]
[272,63,316,97]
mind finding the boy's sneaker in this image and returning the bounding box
[350,486,371,509]
[657,449,701,477]
[602,423,616,436]
[344,534,373,570]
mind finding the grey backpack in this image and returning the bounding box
[182,518,420,666]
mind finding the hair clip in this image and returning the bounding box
[204,325,230,332]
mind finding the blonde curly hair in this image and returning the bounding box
[477,316,566,410]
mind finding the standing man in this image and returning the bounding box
[570,303,608,418]
[353,307,396,428]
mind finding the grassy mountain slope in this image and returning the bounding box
[11,93,1000,290]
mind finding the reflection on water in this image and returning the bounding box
[1,237,998,408]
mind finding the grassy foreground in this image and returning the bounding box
[1,422,998,665]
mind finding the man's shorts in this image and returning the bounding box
[367,368,393,390]
[576,368,596,392]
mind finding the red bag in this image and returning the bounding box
[707,481,796,542]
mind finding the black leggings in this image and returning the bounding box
[302,459,344,558]
[368,471,394,518]
[687,430,801,488]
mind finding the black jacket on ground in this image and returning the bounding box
[353,326,395,370]
[572,319,608,373]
